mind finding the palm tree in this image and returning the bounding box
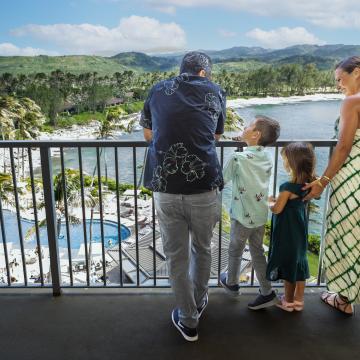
[0,96,45,177]
[53,169,100,282]
[10,98,45,178]
[0,173,15,207]
[0,96,22,174]
[26,169,98,282]
[0,106,15,172]
[92,107,121,186]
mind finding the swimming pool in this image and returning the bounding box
[1,210,131,250]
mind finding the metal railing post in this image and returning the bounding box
[40,146,62,296]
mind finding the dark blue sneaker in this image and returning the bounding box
[171,309,198,342]
[197,293,208,318]
[220,272,240,297]
[248,290,279,310]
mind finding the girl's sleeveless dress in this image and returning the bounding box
[266,182,310,283]
[324,129,360,304]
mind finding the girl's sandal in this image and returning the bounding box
[293,300,304,312]
[321,291,355,316]
[276,295,294,312]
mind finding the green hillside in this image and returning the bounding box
[111,52,178,72]
[0,44,359,75]
[0,55,129,75]
[213,59,266,72]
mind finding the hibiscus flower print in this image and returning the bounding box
[151,166,168,192]
[163,156,178,175]
[204,93,221,122]
[162,143,188,175]
[159,74,190,96]
[167,143,188,159]
[181,154,206,182]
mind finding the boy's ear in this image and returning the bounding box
[253,130,261,140]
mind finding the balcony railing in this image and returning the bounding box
[0,139,336,295]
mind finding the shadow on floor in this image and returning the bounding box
[0,288,358,360]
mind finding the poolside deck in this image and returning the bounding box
[0,288,358,360]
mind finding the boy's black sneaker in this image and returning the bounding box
[248,290,279,310]
[171,309,198,342]
[220,272,240,297]
[197,293,208,318]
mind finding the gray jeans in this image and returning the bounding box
[154,190,220,328]
[227,219,272,296]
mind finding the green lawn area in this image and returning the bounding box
[307,251,320,278]
[42,111,107,132]
[41,101,145,132]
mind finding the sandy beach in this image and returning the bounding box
[227,93,344,108]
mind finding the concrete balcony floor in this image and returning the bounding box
[0,288,358,360]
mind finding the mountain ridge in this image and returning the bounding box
[1,44,359,75]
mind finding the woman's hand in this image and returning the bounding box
[268,195,276,203]
[302,180,324,201]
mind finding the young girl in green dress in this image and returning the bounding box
[266,142,316,312]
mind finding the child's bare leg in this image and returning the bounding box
[294,281,305,302]
[284,280,295,302]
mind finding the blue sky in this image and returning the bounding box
[0,0,359,56]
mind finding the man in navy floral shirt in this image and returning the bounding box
[140,52,225,341]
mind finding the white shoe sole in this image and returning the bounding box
[248,297,279,310]
[171,312,198,342]
[220,280,240,298]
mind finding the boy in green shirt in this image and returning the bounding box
[221,115,280,309]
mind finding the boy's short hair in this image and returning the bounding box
[254,115,280,146]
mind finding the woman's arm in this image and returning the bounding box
[303,97,359,201]
[269,191,291,214]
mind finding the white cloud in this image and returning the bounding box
[218,29,237,38]
[11,16,187,55]
[0,42,58,56]
[146,0,360,29]
[155,6,177,14]
[246,27,324,49]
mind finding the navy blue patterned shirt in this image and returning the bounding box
[140,73,226,194]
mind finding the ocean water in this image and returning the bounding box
[51,99,342,235]
[229,100,342,234]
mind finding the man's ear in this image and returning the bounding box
[198,69,206,77]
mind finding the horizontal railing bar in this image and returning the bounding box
[0,139,338,148]
[0,283,326,289]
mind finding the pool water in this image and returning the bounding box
[1,210,131,250]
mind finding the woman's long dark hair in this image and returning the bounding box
[281,142,316,184]
[336,56,360,73]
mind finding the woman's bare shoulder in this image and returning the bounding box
[341,95,360,128]
[341,95,360,115]
[343,94,360,106]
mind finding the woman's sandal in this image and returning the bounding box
[321,291,355,316]
[276,295,295,312]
